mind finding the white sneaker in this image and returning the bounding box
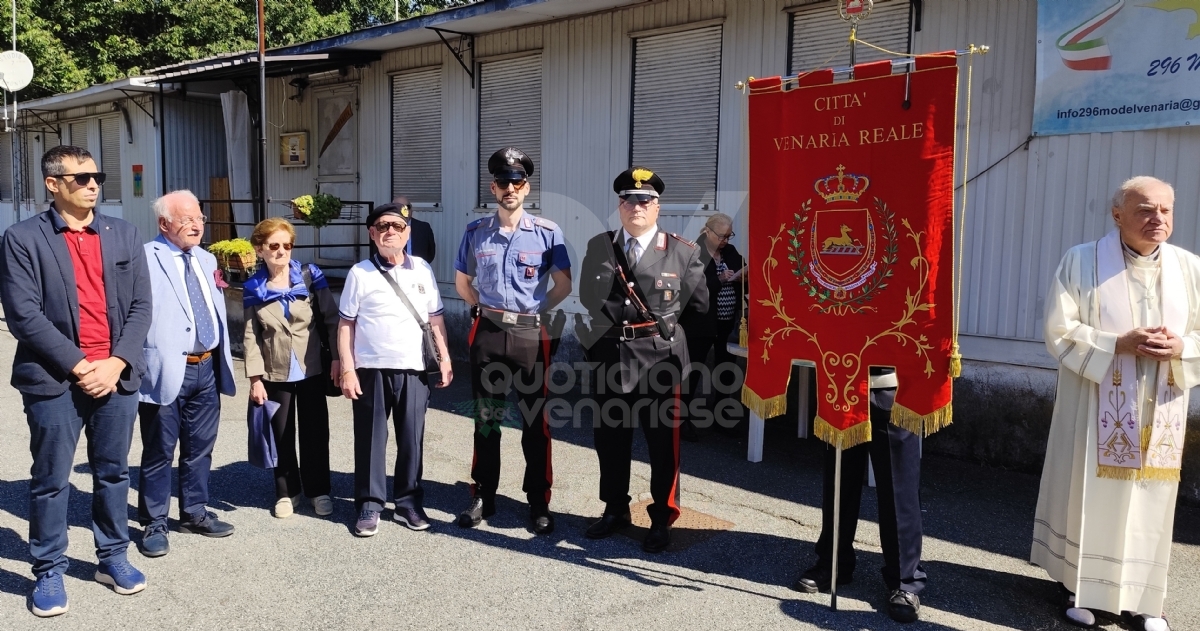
[274,496,300,518]
[311,495,333,516]
[1066,607,1096,628]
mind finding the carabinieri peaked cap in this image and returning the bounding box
[613,166,665,197]
[488,147,535,180]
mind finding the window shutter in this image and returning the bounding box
[0,134,11,200]
[100,117,121,202]
[791,0,911,73]
[391,67,442,204]
[478,54,542,206]
[631,25,723,208]
[69,121,89,153]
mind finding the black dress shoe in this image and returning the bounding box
[887,589,920,623]
[178,511,234,538]
[529,504,555,535]
[585,512,632,539]
[790,565,853,593]
[642,523,670,553]
[457,496,496,528]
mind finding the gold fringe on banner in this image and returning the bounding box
[741,386,788,419]
[1097,465,1143,481]
[1141,467,1182,482]
[891,402,954,437]
[814,417,872,449]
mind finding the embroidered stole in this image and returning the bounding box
[1095,231,1188,481]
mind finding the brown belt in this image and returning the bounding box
[186,351,212,364]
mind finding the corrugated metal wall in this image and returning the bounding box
[255,0,1200,353]
[164,96,228,200]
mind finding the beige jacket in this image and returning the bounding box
[243,284,340,381]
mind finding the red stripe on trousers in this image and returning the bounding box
[540,324,554,505]
[666,383,681,525]
[468,315,482,497]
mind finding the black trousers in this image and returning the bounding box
[685,318,741,426]
[352,368,429,513]
[263,375,331,500]
[814,387,926,594]
[594,371,683,526]
[468,316,553,506]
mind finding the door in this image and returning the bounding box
[314,85,360,265]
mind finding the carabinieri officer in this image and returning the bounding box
[578,167,708,552]
[453,146,572,534]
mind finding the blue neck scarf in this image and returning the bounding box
[243,260,326,318]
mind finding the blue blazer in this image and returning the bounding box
[138,235,236,405]
[0,209,153,396]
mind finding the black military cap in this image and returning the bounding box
[366,202,411,228]
[488,147,535,180]
[613,166,665,197]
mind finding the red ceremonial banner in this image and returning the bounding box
[742,53,959,448]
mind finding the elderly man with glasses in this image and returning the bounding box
[577,167,709,552]
[453,146,572,534]
[338,203,452,537]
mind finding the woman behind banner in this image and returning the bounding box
[243,217,340,519]
[681,213,746,440]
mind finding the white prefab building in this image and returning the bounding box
[15,0,1199,493]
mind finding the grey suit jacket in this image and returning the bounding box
[0,208,153,396]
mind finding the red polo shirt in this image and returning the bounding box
[62,224,111,361]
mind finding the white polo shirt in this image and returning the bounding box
[339,254,444,370]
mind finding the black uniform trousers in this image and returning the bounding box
[262,374,332,501]
[468,316,553,506]
[594,353,683,527]
[813,386,926,594]
[351,368,429,513]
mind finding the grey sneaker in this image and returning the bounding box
[393,506,431,531]
[354,509,380,537]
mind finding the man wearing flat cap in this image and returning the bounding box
[453,146,572,534]
[578,167,708,552]
[337,203,453,537]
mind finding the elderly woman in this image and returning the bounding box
[681,213,746,440]
[243,217,340,519]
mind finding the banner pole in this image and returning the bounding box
[830,440,843,611]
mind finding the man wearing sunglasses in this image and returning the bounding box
[453,146,572,534]
[137,190,238,557]
[0,145,153,616]
[577,167,708,553]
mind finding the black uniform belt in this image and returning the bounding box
[480,308,541,326]
[600,322,659,341]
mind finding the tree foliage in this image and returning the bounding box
[0,0,470,99]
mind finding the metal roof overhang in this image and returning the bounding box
[15,76,158,114]
[146,51,382,83]
[268,0,647,55]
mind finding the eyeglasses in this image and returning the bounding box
[620,193,658,205]
[266,242,293,251]
[715,231,735,240]
[373,221,409,234]
[494,178,527,189]
[55,172,107,186]
[173,215,207,226]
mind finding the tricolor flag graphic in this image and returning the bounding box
[1055,0,1125,70]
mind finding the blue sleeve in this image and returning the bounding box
[454,229,475,276]
[548,227,571,272]
[307,263,329,291]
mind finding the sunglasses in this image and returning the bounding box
[494,178,528,189]
[56,172,107,186]
[373,221,409,233]
[266,242,293,251]
[620,193,658,205]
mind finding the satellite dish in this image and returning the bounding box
[0,51,34,92]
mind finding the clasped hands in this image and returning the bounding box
[1115,326,1183,360]
[71,357,127,398]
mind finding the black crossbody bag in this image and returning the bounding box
[370,257,443,378]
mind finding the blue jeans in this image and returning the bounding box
[24,385,139,578]
[138,357,220,526]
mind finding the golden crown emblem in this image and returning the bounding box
[815,165,869,203]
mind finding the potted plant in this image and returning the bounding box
[291,193,343,228]
[208,238,257,274]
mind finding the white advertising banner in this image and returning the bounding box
[1034,0,1200,136]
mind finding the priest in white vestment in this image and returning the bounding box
[1034,176,1196,631]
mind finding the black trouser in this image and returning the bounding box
[263,375,331,500]
[813,387,926,594]
[594,367,683,527]
[685,318,741,427]
[468,316,553,506]
[352,368,429,513]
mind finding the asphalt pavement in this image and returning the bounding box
[0,326,1196,631]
